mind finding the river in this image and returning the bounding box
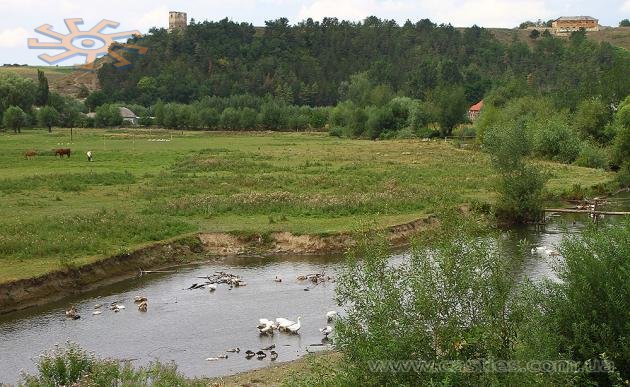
[0,193,627,384]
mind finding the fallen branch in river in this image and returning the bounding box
[139,269,179,276]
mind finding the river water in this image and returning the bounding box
[0,193,627,384]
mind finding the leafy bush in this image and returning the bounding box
[301,216,630,386]
[617,161,630,187]
[416,123,441,138]
[197,107,220,129]
[20,342,207,386]
[332,216,531,386]
[523,220,630,384]
[329,126,343,137]
[574,98,611,144]
[239,107,258,129]
[309,107,330,129]
[574,142,608,169]
[393,127,417,139]
[612,98,630,169]
[95,104,122,127]
[530,116,581,163]
[219,107,240,129]
[365,105,394,139]
[451,123,476,138]
[409,101,438,131]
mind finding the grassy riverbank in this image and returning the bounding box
[0,128,614,283]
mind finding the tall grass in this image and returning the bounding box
[0,209,193,261]
[0,171,136,193]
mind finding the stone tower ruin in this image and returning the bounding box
[169,11,187,32]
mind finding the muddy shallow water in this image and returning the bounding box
[0,193,627,384]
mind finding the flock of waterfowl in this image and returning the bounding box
[65,296,149,319]
[63,270,338,366]
[256,310,337,336]
[206,345,279,361]
[203,310,338,363]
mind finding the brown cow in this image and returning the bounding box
[24,150,37,159]
[54,148,71,158]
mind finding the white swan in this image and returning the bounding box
[532,246,561,258]
[257,318,274,329]
[287,316,302,334]
[276,317,295,331]
[320,325,333,337]
[208,283,217,291]
[259,324,275,335]
[326,311,337,322]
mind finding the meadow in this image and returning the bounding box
[0,128,614,283]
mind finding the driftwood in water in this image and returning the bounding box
[545,208,629,216]
[139,269,178,276]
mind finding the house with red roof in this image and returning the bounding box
[468,100,483,121]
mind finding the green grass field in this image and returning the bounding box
[0,128,614,283]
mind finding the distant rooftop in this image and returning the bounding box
[469,100,484,112]
[555,16,598,21]
[119,107,138,118]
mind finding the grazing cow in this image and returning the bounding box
[86,150,93,162]
[24,150,37,159]
[54,148,71,158]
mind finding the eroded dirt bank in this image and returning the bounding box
[0,216,437,314]
[199,216,437,255]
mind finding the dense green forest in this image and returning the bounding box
[99,18,506,105]
[98,17,628,109]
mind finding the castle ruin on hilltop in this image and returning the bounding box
[169,11,188,32]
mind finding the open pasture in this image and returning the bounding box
[0,128,614,283]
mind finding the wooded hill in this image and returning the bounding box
[97,18,630,110]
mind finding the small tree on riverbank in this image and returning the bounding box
[484,121,547,223]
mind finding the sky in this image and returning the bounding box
[0,0,628,66]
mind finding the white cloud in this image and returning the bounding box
[297,0,372,21]
[423,0,552,27]
[0,27,28,48]
[134,5,170,30]
[622,0,630,12]
[296,0,551,26]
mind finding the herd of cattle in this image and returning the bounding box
[24,149,93,161]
